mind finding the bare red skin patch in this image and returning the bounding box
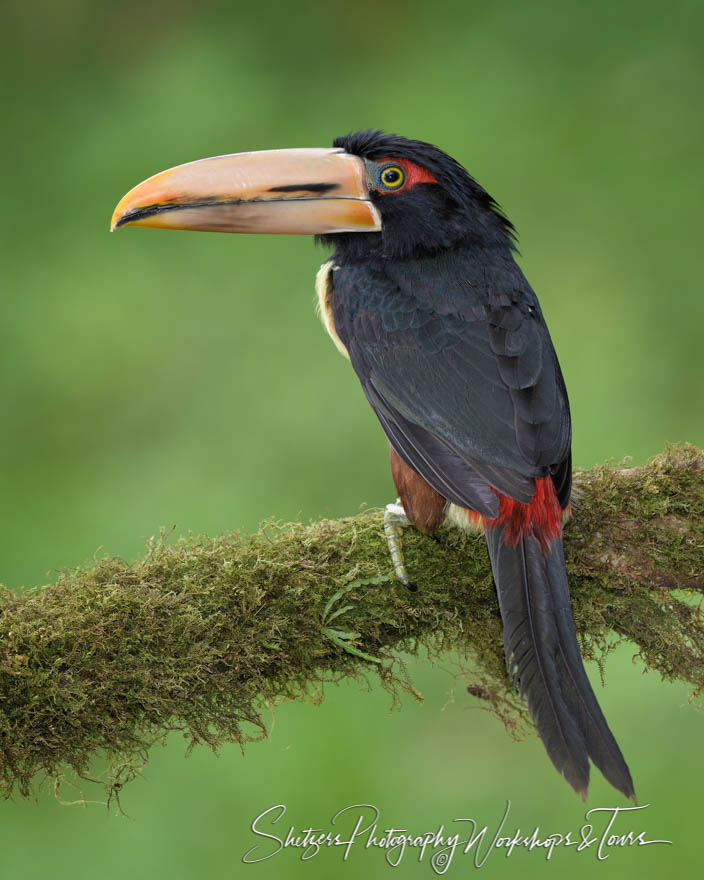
[466,476,565,553]
[376,156,438,193]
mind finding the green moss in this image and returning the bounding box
[0,444,702,806]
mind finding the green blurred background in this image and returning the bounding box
[2,0,703,876]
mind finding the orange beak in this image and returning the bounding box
[110,148,381,235]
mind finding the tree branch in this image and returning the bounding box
[1,444,702,805]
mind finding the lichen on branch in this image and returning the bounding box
[0,444,702,806]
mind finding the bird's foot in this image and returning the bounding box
[384,499,417,591]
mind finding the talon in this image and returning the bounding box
[384,499,413,586]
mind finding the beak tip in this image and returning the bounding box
[110,209,129,232]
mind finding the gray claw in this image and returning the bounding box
[384,499,414,588]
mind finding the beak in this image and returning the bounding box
[110,148,381,235]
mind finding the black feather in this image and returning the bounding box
[484,527,635,800]
[330,252,570,493]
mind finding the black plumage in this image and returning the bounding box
[322,130,634,799]
[329,253,569,507]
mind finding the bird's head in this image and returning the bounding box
[322,130,514,260]
[111,130,514,260]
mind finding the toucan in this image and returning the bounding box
[112,130,635,800]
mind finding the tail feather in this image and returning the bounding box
[484,525,635,800]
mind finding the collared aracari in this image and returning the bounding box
[111,130,635,800]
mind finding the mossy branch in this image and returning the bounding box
[1,444,703,806]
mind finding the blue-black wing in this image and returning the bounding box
[329,252,571,515]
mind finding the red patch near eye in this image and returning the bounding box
[377,156,437,193]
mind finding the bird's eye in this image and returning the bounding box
[377,163,406,191]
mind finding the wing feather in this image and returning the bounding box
[329,254,571,506]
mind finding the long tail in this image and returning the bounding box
[482,486,635,800]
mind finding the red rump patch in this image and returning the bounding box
[466,477,564,553]
[377,156,437,192]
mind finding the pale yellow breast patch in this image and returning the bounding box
[444,502,486,533]
[315,260,349,360]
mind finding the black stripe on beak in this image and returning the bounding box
[267,182,340,194]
